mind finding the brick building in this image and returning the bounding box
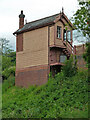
[74,44,86,68]
[13,9,75,87]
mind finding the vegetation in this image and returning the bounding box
[0,38,16,118]
[2,56,88,118]
[61,56,77,77]
[73,1,90,39]
[2,55,16,81]
[0,38,13,56]
[1,3,89,117]
[0,38,16,82]
[83,42,90,67]
[73,0,90,69]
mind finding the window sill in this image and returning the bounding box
[56,37,62,40]
[50,62,64,66]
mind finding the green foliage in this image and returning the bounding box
[2,69,88,118]
[1,38,16,80]
[2,56,12,71]
[7,52,16,65]
[73,1,90,39]
[0,38,14,55]
[0,83,2,119]
[83,42,90,67]
[2,66,15,80]
[2,51,16,81]
[2,77,15,93]
[2,55,16,81]
[2,46,88,118]
[2,52,16,71]
[61,56,77,77]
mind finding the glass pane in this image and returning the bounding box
[64,29,66,41]
[67,31,71,42]
[57,26,61,39]
[60,55,67,63]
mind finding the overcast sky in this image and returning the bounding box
[0,0,79,50]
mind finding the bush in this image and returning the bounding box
[2,56,12,71]
[2,77,15,93]
[62,55,77,77]
[2,66,15,80]
[2,69,88,118]
[7,52,16,66]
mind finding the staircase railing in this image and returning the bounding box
[63,40,74,54]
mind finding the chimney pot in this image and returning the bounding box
[21,10,23,14]
[19,10,25,29]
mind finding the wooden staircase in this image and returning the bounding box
[62,41,73,57]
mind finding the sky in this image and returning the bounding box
[0,0,80,50]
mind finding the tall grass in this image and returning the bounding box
[2,69,88,118]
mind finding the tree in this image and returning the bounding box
[73,1,90,68]
[0,38,13,56]
[0,38,16,81]
[7,52,16,65]
[73,1,90,40]
[2,52,16,81]
[83,42,90,66]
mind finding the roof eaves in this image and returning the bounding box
[13,21,55,35]
[53,13,75,30]
[62,13,75,30]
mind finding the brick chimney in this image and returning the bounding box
[19,10,25,29]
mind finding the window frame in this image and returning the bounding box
[63,29,66,41]
[67,30,71,42]
[60,54,67,63]
[57,26,62,39]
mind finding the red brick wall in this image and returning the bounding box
[15,65,49,87]
[19,17,24,29]
[74,44,86,68]
[16,34,23,52]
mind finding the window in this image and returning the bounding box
[67,30,71,42]
[63,29,66,41]
[57,26,62,39]
[60,55,67,63]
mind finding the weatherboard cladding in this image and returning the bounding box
[14,13,59,34]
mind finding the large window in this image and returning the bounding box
[60,55,67,63]
[57,26,62,39]
[63,30,71,42]
[63,29,66,41]
[67,30,71,42]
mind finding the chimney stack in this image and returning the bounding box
[19,10,25,29]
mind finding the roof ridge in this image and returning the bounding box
[26,13,60,24]
[13,12,75,35]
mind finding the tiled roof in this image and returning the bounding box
[13,12,75,34]
[13,13,59,34]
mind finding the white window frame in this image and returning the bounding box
[57,26,62,39]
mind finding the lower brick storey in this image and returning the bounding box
[15,65,49,87]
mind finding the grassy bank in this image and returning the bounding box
[2,69,88,118]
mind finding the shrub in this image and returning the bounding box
[2,66,15,80]
[2,56,12,71]
[61,55,77,77]
[2,77,15,93]
[2,69,88,118]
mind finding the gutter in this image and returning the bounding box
[13,22,55,35]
